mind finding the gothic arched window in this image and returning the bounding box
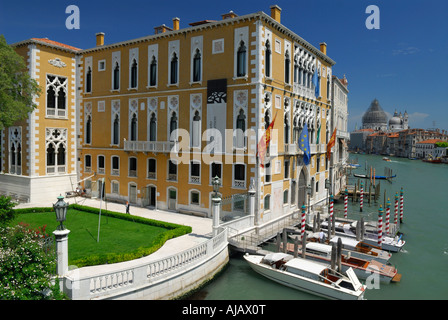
[285,50,290,83]
[236,109,246,148]
[237,41,247,77]
[149,56,157,86]
[130,59,138,88]
[113,62,120,90]
[170,53,178,84]
[193,49,201,82]
[149,113,157,142]
[265,40,271,78]
[169,112,178,141]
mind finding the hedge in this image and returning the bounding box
[14,204,192,267]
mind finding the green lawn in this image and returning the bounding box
[13,205,191,267]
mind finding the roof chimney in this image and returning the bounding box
[319,42,327,55]
[270,5,282,23]
[154,24,173,34]
[222,10,238,20]
[96,32,105,46]
[173,17,180,31]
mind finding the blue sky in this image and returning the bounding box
[1,0,447,132]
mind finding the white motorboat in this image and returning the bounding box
[301,232,392,264]
[244,252,366,300]
[328,236,392,264]
[282,242,401,284]
[321,220,406,253]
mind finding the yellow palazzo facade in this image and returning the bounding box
[3,5,338,222]
[1,38,80,202]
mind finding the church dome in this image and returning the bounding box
[389,111,401,125]
[362,99,388,126]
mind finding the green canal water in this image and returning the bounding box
[188,153,448,300]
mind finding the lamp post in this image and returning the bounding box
[53,195,70,289]
[211,176,222,237]
[53,195,69,230]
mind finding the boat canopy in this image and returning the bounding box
[306,242,333,254]
[284,257,329,276]
[262,252,292,264]
[330,236,360,248]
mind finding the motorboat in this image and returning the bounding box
[353,173,396,180]
[282,242,401,284]
[302,232,392,264]
[244,252,366,300]
[321,220,405,253]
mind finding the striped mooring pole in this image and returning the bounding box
[329,194,334,223]
[385,198,391,235]
[400,187,404,223]
[360,181,364,212]
[394,192,399,225]
[378,205,383,246]
[301,203,306,240]
[344,188,348,219]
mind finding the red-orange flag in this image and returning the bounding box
[327,128,337,159]
[257,112,277,168]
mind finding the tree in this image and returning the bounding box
[0,34,41,131]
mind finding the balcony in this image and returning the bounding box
[124,140,177,153]
[284,143,328,155]
[189,176,200,184]
[336,130,350,140]
[47,165,66,174]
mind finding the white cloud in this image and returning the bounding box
[407,112,430,126]
[392,46,420,56]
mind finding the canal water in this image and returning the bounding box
[187,153,448,300]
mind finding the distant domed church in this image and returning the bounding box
[362,99,408,132]
[388,110,409,132]
[362,99,388,131]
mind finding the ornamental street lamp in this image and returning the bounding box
[52,195,71,286]
[53,195,69,230]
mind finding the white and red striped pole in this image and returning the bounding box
[400,187,404,223]
[385,198,391,235]
[394,192,399,225]
[301,203,306,240]
[344,188,348,219]
[360,181,364,212]
[329,194,334,221]
[378,205,383,246]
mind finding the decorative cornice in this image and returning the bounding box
[78,11,336,66]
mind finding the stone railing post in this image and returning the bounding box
[212,196,221,237]
[249,179,256,229]
[53,229,70,290]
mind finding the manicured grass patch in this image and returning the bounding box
[13,204,191,268]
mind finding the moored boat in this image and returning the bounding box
[243,252,366,300]
[354,173,397,180]
[321,220,405,253]
[282,242,400,284]
[292,232,392,264]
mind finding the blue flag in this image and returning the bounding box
[313,69,319,97]
[299,123,310,165]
